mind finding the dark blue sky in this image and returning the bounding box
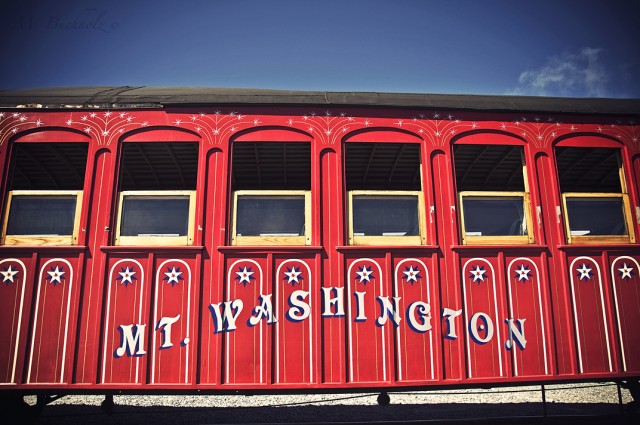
[1,0,639,97]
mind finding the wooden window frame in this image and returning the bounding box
[231,190,311,246]
[114,190,196,246]
[347,190,426,246]
[562,192,636,244]
[456,144,535,245]
[458,191,534,245]
[2,190,83,246]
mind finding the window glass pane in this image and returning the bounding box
[6,195,77,235]
[566,197,627,236]
[353,195,419,236]
[236,196,305,236]
[462,197,525,236]
[121,197,190,236]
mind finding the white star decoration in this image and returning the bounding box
[117,266,136,285]
[47,266,65,285]
[618,263,634,280]
[514,264,531,282]
[403,265,421,283]
[469,265,487,283]
[164,266,183,285]
[235,266,254,285]
[283,266,303,285]
[1,265,19,283]
[576,264,593,281]
[356,265,374,284]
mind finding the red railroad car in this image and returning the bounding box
[1,87,639,407]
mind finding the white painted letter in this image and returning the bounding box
[208,299,244,333]
[505,318,527,350]
[115,324,147,357]
[354,291,367,321]
[249,294,277,326]
[287,290,311,321]
[442,308,462,339]
[321,286,345,316]
[376,296,402,326]
[469,312,494,344]
[156,315,180,349]
[407,301,431,333]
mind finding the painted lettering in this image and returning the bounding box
[115,324,146,357]
[321,286,345,316]
[505,318,527,350]
[354,291,367,321]
[469,312,494,344]
[287,290,311,321]
[376,296,402,326]
[249,294,277,326]
[208,300,243,333]
[407,301,432,333]
[156,315,180,349]
[442,308,463,339]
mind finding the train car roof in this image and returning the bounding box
[0,86,639,116]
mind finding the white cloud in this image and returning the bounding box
[508,47,609,97]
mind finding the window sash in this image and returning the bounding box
[2,190,83,246]
[348,190,426,246]
[459,191,534,245]
[562,192,636,244]
[115,190,196,246]
[231,190,311,246]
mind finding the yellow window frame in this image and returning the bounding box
[2,190,83,246]
[459,191,535,245]
[562,192,636,244]
[115,190,196,246]
[348,190,426,246]
[231,190,311,246]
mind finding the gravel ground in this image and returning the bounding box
[8,382,638,425]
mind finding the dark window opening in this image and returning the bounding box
[2,142,88,244]
[556,147,621,193]
[232,142,310,191]
[8,142,88,190]
[115,142,198,245]
[345,143,421,191]
[231,142,311,245]
[119,142,198,191]
[454,144,524,192]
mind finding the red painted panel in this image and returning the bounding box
[223,257,270,384]
[319,148,345,384]
[460,257,505,379]
[0,257,31,384]
[393,257,436,382]
[150,257,196,385]
[101,256,149,384]
[27,257,78,384]
[506,257,550,377]
[346,257,391,383]
[198,148,226,386]
[609,256,640,372]
[274,258,314,384]
[567,256,612,374]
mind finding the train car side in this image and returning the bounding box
[0,88,639,400]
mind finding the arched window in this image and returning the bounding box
[230,128,312,246]
[2,131,89,246]
[554,136,635,244]
[344,129,425,246]
[453,132,534,245]
[114,128,199,246]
